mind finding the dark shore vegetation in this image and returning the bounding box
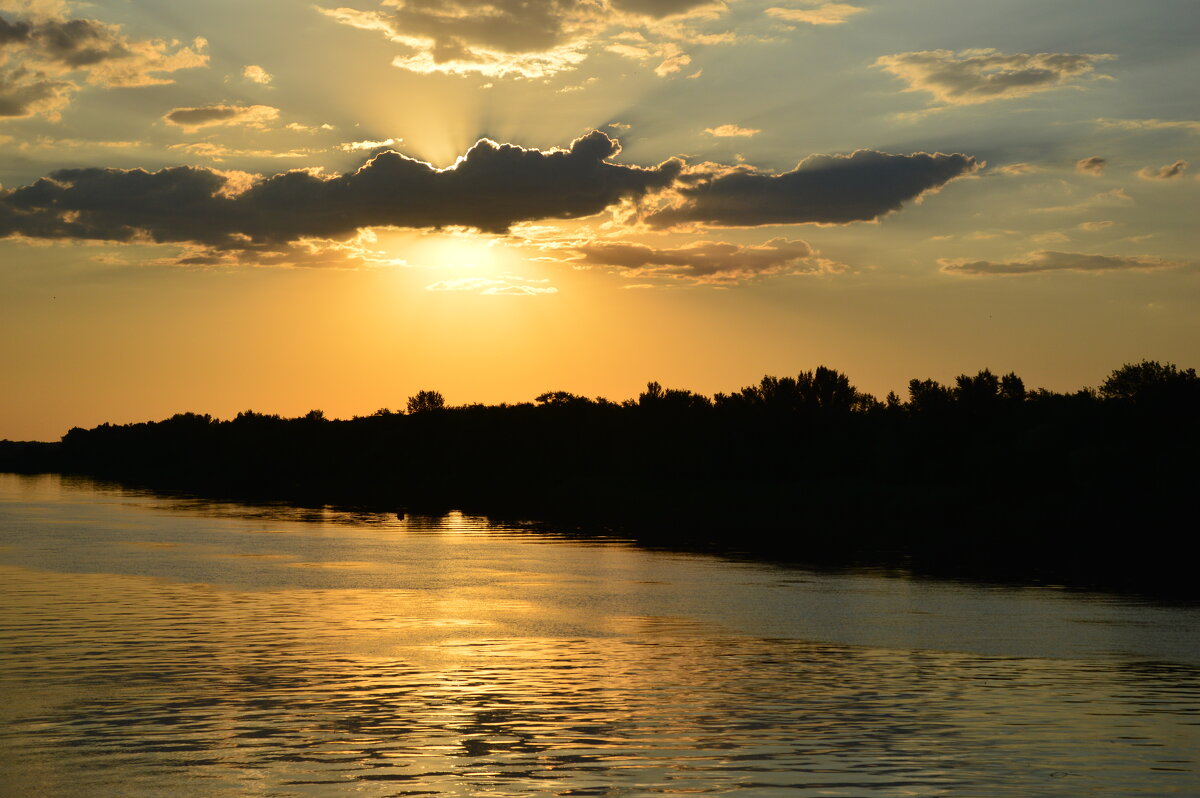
[3,360,1198,596]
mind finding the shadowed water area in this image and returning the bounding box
[1,473,1198,796]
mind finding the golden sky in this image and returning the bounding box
[2,0,1198,439]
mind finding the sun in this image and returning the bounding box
[372,228,501,273]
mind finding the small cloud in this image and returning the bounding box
[655,51,692,76]
[1075,156,1106,175]
[940,250,1184,275]
[704,124,760,138]
[286,122,335,133]
[607,122,632,131]
[686,68,703,79]
[1078,220,1116,232]
[163,104,279,130]
[242,65,272,85]
[1137,160,1188,180]
[766,3,865,25]
[338,137,402,151]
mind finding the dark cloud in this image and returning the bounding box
[26,17,131,68]
[940,250,1182,275]
[163,104,279,130]
[875,49,1113,107]
[645,150,979,228]
[1137,160,1188,180]
[0,15,33,46]
[566,237,837,284]
[1075,156,1106,175]
[0,131,682,247]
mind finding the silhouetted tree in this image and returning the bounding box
[1100,360,1199,404]
[1000,372,1026,402]
[406,390,446,414]
[536,391,589,406]
[907,378,953,413]
[954,369,1000,408]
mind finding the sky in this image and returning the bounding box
[1,0,1198,440]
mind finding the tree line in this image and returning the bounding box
[2,360,1197,593]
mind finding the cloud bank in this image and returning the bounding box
[0,131,681,249]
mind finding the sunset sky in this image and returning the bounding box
[2,0,1197,440]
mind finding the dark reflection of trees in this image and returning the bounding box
[3,361,1198,593]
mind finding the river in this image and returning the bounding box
[1,472,1197,796]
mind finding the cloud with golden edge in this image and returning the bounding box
[318,0,737,79]
[875,49,1114,108]
[0,130,681,250]
[339,137,402,151]
[0,6,206,119]
[940,250,1184,275]
[1075,156,1106,175]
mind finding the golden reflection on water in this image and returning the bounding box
[2,560,1199,797]
[2,474,1200,796]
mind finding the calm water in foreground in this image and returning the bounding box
[1,474,1197,797]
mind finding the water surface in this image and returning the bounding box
[1,473,1197,796]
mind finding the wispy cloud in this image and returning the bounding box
[766,3,865,26]
[875,49,1114,108]
[941,250,1183,275]
[426,275,557,295]
[1095,118,1200,134]
[1075,156,1106,175]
